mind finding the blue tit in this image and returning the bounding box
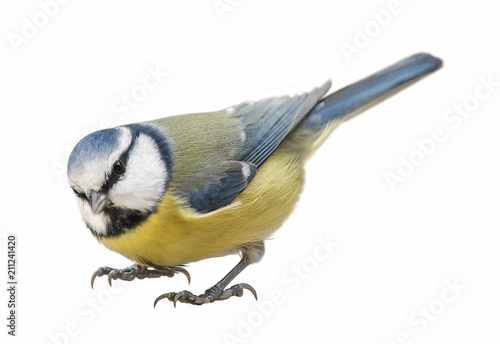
[67,53,442,307]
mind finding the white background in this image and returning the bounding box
[1,0,499,343]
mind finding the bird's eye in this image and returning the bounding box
[112,160,125,175]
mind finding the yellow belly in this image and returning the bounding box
[97,148,305,266]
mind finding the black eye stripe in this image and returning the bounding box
[100,137,135,194]
[72,188,88,201]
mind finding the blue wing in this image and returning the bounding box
[181,161,257,213]
[232,81,332,166]
[179,82,332,213]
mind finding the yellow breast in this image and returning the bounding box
[97,148,305,266]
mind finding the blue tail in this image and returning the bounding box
[299,53,443,133]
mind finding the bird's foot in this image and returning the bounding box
[90,264,191,288]
[154,283,257,307]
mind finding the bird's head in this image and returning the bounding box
[67,124,171,237]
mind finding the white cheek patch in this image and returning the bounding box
[76,197,109,235]
[109,133,167,212]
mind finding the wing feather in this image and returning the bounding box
[178,81,331,213]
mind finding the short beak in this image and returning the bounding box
[90,190,108,214]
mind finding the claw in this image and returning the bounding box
[107,272,114,287]
[176,267,191,284]
[90,270,99,289]
[173,292,183,308]
[240,283,258,301]
[153,293,172,308]
[90,267,111,289]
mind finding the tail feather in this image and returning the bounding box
[285,53,443,157]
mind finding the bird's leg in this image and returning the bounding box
[154,242,264,307]
[90,264,190,288]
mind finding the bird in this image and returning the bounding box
[67,53,442,307]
